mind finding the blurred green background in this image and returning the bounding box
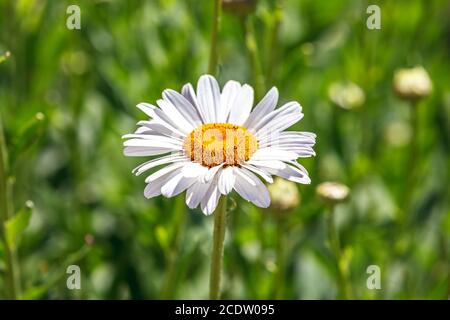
[0,0,449,299]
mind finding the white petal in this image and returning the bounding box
[145,162,185,183]
[259,131,316,148]
[122,134,183,146]
[218,166,236,194]
[251,101,302,136]
[218,80,241,123]
[144,179,166,199]
[264,164,311,184]
[200,183,221,215]
[181,83,201,117]
[157,99,195,132]
[144,167,181,198]
[246,159,287,170]
[227,84,254,125]
[163,89,202,127]
[201,164,224,183]
[124,146,175,157]
[181,162,209,178]
[137,120,184,139]
[233,167,270,208]
[250,147,299,161]
[244,87,278,129]
[273,145,316,157]
[123,138,183,151]
[186,181,211,209]
[240,164,273,183]
[136,103,186,137]
[133,154,187,176]
[197,75,221,123]
[287,160,309,175]
[136,102,156,118]
[132,128,184,143]
[161,171,196,197]
[134,126,152,134]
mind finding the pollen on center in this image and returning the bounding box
[183,123,259,168]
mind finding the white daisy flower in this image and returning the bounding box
[123,74,316,215]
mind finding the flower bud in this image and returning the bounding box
[393,66,432,101]
[316,182,349,203]
[268,177,300,211]
[328,81,365,110]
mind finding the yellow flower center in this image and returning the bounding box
[183,123,258,167]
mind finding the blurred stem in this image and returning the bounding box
[0,115,19,299]
[274,216,286,299]
[326,205,352,299]
[209,197,227,300]
[208,0,222,75]
[401,100,419,226]
[438,231,450,300]
[267,0,284,85]
[161,195,186,299]
[242,15,265,100]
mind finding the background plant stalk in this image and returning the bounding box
[326,204,352,299]
[0,117,20,299]
[209,197,228,299]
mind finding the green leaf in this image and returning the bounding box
[10,112,46,165]
[22,285,48,300]
[5,201,34,250]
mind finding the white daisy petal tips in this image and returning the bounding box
[123,74,316,215]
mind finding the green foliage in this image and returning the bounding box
[5,202,33,251]
[0,0,449,299]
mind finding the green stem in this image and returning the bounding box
[274,216,285,299]
[161,195,186,299]
[209,197,228,300]
[242,15,265,100]
[267,0,284,86]
[0,114,18,299]
[326,205,352,299]
[208,0,222,75]
[402,101,419,224]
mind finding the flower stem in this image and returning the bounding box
[274,216,285,299]
[161,195,186,299]
[326,205,352,299]
[267,0,284,86]
[0,114,18,299]
[401,100,419,226]
[208,0,222,75]
[242,15,265,100]
[209,197,228,300]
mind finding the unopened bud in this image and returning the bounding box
[268,178,300,211]
[393,66,432,101]
[328,81,365,110]
[316,182,349,203]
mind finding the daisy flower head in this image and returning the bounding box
[123,75,316,215]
